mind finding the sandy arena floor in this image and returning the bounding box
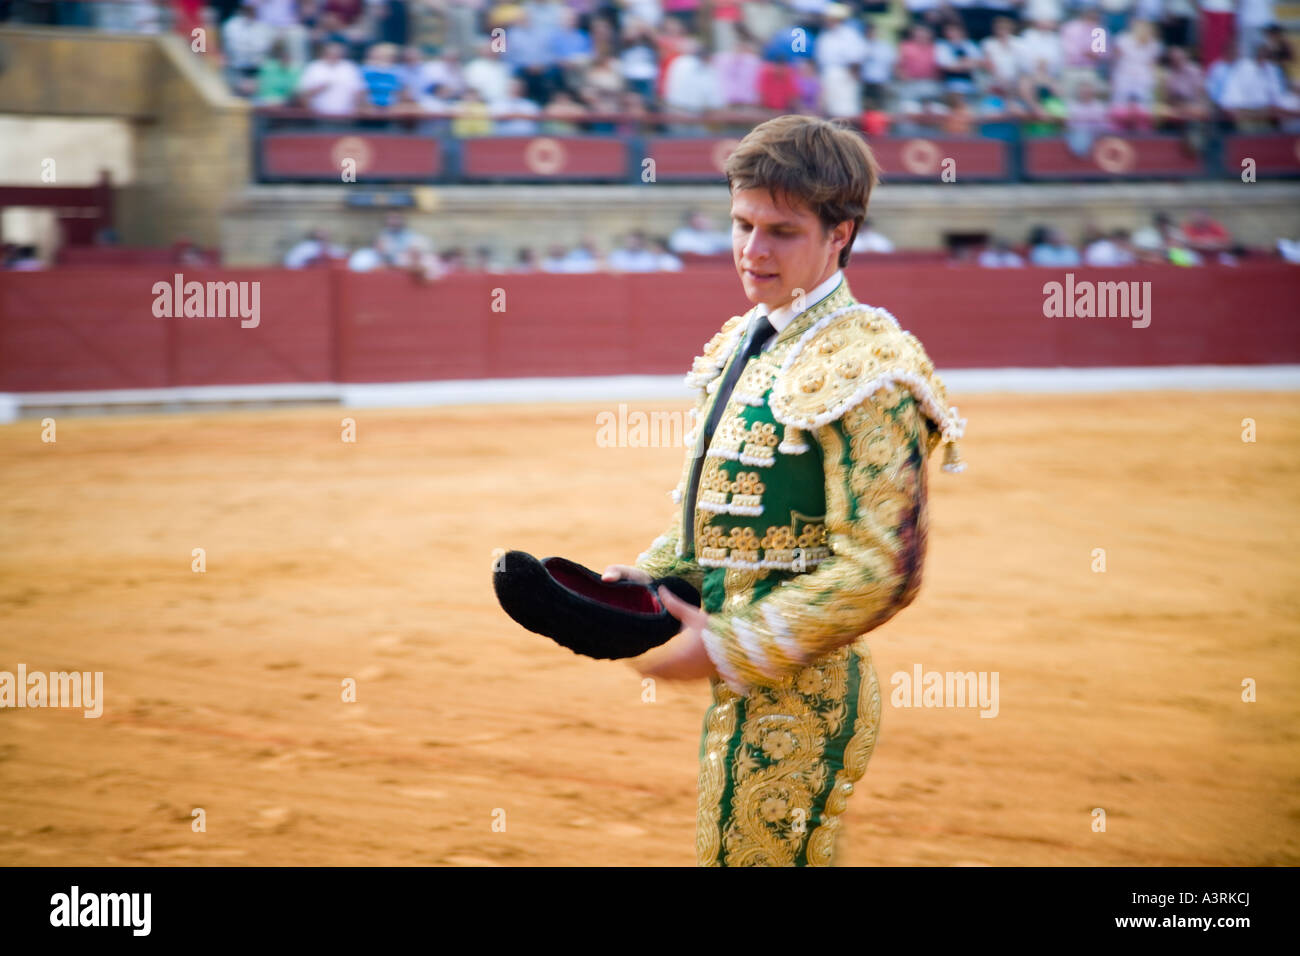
[0,391,1297,866]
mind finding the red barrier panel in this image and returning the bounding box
[1024,135,1204,179]
[2,263,1297,392]
[1223,134,1300,176]
[866,137,1011,181]
[262,134,444,180]
[459,136,628,180]
[0,269,334,391]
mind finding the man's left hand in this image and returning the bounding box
[630,586,718,681]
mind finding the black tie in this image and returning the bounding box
[681,313,777,555]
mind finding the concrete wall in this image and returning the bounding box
[0,26,249,248]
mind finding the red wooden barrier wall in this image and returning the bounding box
[1,263,1297,393]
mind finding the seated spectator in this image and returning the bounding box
[347,243,384,271]
[540,244,572,273]
[607,231,661,272]
[252,0,309,67]
[851,218,895,254]
[1083,228,1138,265]
[463,245,495,273]
[980,16,1022,91]
[541,91,589,133]
[414,46,466,101]
[937,91,977,134]
[620,20,661,104]
[649,237,684,271]
[464,38,513,105]
[552,6,595,94]
[1059,5,1107,96]
[362,43,407,110]
[977,238,1025,267]
[374,213,426,265]
[452,88,493,136]
[440,248,466,273]
[1111,19,1163,108]
[297,41,365,115]
[1158,46,1210,124]
[795,57,823,113]
[1065,78,1114,156]
[935,20,982,96]
[1181,209,1233,255]
[859,20,897,108]
[714,37,763,107]
[1220,44,1288,129]
[283,227,346,268]
[513,247,540,273]
[224,2,275,96]
[758,53,801,112]
[584,54,627,102]
[663,36,720,121]
[861,90,893,136]
[669,210,730,255]
[1017,19,1065,78]
[1019,60,1067,135]
[562,240,603,273]
[816,4,871,118]
[1206,39,1237,108]
[397,45,431,102]
[1028,226,1081,266]
[896,24,942,104]
[256,39,302,105]
[1131,211,1187,262]
[491,78,542,134]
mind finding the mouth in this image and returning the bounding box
[744,268,778,282]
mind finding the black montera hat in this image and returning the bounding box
[493,550,701,660]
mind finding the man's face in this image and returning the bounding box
[730,187,849,310]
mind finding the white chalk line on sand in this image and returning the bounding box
[1,365,1298,421]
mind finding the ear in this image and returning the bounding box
[830,219,854,253]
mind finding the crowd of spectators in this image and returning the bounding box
[280,211,697,275]
[969,208,1255,265]
[8,1,1298,137]
[193,0,1300,137]
[263,206,1295,277]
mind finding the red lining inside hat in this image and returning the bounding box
[543,558,662,614]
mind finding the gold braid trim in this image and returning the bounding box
[696,682,740,866]
[806,641,883,866]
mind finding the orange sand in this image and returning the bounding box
[0,392,1297,866]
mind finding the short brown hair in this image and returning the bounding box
[724,115,881,268]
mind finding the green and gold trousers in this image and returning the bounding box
[695,635,883,867]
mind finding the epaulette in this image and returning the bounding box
[684,311,752,393]
[768,304,967,473]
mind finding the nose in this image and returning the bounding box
[742,228,769,265]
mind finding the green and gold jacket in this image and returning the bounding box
[634,274,965,694]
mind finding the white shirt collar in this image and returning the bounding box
[758,269,844,338]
